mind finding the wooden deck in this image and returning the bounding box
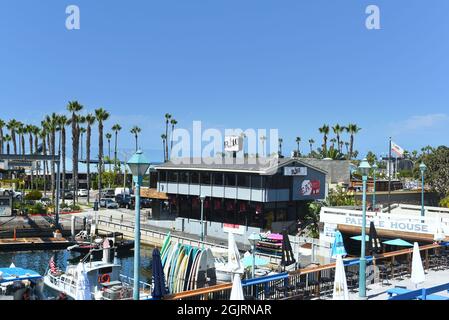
[0,237,75,251]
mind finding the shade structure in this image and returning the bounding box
[411,242,425,286]
[75,263,91,300]
[383,239,413,247]
[368,221,382,255]
[230,273,245,300]
[331,230,347,259]
[241,255,269,268]
[152,248,168,299]
[350,235,369,242]
[333,255,349,300]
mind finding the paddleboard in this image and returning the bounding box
[187,249,201,291]
[195,250,208,289]
[177,247,191,293]
[171,246,185,293]
[184,247,197,292]
[160,232,171,258]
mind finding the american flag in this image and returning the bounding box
[49,256,57,274]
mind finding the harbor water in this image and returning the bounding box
[0,245,155,298]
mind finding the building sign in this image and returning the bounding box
[0,198,12,217]
[284,166,307,176]
[343,216,429,233]
[224,136,243,152]
[223,223,245,235]
[300,180,321,196]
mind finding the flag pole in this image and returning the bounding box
[388,137,392,213]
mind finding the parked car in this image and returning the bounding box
[38,197,52,206]
[101,189,115,198]
[64,191,74,199]
[77,189,88,197]
[115,194,132,208]
[100,198,119,209]
[0,189,22,199]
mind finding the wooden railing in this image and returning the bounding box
[165,242,449,300]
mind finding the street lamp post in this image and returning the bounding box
[420,162,427,217]
[372,163,378,211]
[200,195,206,243]
[358,158,371,299]
[248,233,259,279]
[127,150,151,300]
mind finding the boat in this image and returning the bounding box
[67,231,134,258]
[44,240,151,300]
[213,232,244,283]
[0,263,46,300]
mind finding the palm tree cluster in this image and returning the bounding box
[161,113,178,162]
[0,102,144,208]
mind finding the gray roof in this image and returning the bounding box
[154,157,327,175]
[300,158,356,184]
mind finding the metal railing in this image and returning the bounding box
[165,242,449,300]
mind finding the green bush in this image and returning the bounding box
[70,204,81,211]
[440,195,449,208]
[29,202,47,214]
[24,190,43,201]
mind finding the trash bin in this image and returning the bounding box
[94,201,99,211]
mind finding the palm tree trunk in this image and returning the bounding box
[98,123,104,199]
[62,127,66,203]
[71,114,78,205]
[114,131,118,173]
[350,135,354,159]
[11,131,17,154]
[43,137,47,196]
[108,139,111,172]
[86,125,91,204]
[165,121,169,161]
[0,129,3,154]
[29,134,34,189]
[34,134,39,190]
[135,134,138,152]
[21,135,25,155]
[51,130,56,206]
[170,124,175,159]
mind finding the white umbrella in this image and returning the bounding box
[411,242,425,287]
[75,263,92,300]
[332,255,349,300]
[230,273,245,300]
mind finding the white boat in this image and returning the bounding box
[0,264,46,300]
[44,241,152,300]
[214,232,244,283]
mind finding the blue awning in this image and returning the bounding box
[383,239,414,247]
[350,235,369,242]
[0,267,42,283]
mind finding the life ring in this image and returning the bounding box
[98,274,110,283]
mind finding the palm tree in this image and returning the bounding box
[170,118,178,160]
[4,134,11,155]
[111,124,122,172]
[85,114,96,203]
[79,127,86,160]
[332,124,344,153]
[295,137,301,156]
[39,124,48,196]
[346,124,362,159]
[0,119,4,154]
[330,138,337,150]
[106,133,112,172]
[260,135,267,157]
[164,113,172,161]
[17,122,25,155]
[130,126,141,151]
[308,139,315,154]
[67,101,84,204]
[57,115,68,202]
[31,125,40,189]
[45,113,59,206]
[7,119,19,154]
[95,108,110,200]
[25,125,34,188]
[161,134,167,161]
[319,124,330,153]
[278,138,283,157]
[344,142,350,155]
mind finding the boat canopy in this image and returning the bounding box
[0,267,42,284]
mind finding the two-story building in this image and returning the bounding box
[154,157,327,231]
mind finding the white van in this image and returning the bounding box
[115,187,132,196]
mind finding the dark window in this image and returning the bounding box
[213,173,223,186]
[159,171,167,183]
[225,173,236,186]
[266,175,290,189]
[179,171,189,183]
[250,176,262,189]
[200,172,211,185]
[98,267,113,274]
[168,171,178,183]
[191,172,199,184]
[237,174,250,187]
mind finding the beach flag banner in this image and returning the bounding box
[391,141,404,158]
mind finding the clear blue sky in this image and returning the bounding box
[1,0,449,162]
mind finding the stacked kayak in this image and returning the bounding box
[160,233,217,294]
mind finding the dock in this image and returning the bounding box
[0,237,76,251]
